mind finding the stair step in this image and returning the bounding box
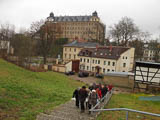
[52,107,79,113]
[37,113,69,120]
[37,91,113,120]
[49,113,90,120]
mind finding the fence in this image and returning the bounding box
[89,89,113,114]
[89,89,160,120]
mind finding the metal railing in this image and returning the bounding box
[89,89,160,120]
[90,89,113,111]
[90,108,160,120]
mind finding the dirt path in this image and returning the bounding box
[69,75,102,85]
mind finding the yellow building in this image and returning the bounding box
[46,11,105,44]
[63,40,99,63]
[78,46,135,74]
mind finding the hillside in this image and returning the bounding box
[0,59,83,120]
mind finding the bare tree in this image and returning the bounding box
[137,31,151,42]
[0,23,15,55]
[109,17,139,46]
[129,39,144,60]
[36,22,61,64]
[30,19,45,36]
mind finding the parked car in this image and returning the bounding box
[95,73,104,78]
[78,72,83,77]
[65,71,75,75]
[78,71,89,77]
[69,71,75,75]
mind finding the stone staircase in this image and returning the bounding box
[37,100,96,120]
[37,91,113,120]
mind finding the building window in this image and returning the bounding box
[95,60,97,64]
[83,66,85,70]
[112,70,114,72]
[126,57,127,59]
[103,68,105,73]
[80,58,82,62]
[123,56,124,59]
[87,59,89,63]
[65,48,67,51]
[104,61,106,65]
[74,55,76,59]
[65,54,67,58]
[70,48,71,51]
[84,58,86,62]
[93,59,94,64]
[108,61,110,66]
[79,65,81,70]
[112,62,115,66]
[107,69,110,72]
[87,66,89,70]
[123,63,126,67]
[74,48,76,52]
[92,67,94,71]
[98,60,100,64]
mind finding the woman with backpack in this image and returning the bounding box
[88,89,98,114]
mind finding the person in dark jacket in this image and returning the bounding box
[78,86,88,113]
[101,85,108,102]
[101,85,108,98]
[73,87,80,108]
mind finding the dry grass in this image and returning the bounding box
[103,76,134,89]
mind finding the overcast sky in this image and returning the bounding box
[0,0,160,38]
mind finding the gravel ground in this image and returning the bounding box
[68,75,102,85]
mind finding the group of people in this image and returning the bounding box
[72,83,113,113]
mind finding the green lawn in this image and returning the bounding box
[97,93,160,120]
[0,59,83,120]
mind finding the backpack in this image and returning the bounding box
[91,92,97,99]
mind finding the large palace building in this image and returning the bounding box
[46,11,105,44]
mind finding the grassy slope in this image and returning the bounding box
[0,59,83,120]
[97,93,160,120]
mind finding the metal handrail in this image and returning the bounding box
[89,88,160,120]
[90,89,113,111]
[90,108,160,120]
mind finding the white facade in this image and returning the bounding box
[79,48,135,74]
[0,40,10,54]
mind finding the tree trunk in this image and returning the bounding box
[43,54,47,64]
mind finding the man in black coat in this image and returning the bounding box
[73,87,80,108]
[101,85,108,97]
[78,86,88,113]
[101,85,108,102]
